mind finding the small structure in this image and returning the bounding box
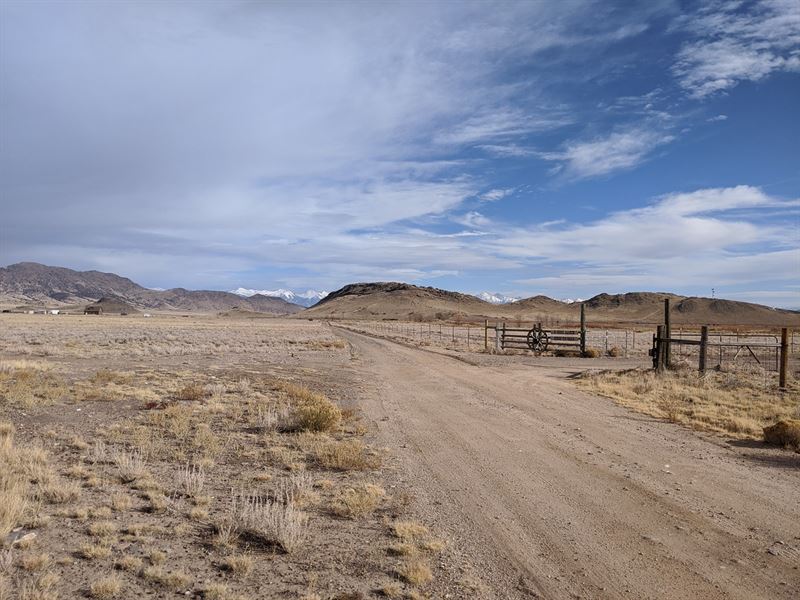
[84,306,103,315]
[49,309,60,315]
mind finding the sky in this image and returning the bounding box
[0,0,798,307]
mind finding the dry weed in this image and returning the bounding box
[331,484,385,518]
[313,439,380,471]
[113,449,147,483]
[89,574,122,598]
[177,463,205,496]
[221,553,254,575]
[579,368,799,438]
[230,492,308,553]
[396,557,433,586]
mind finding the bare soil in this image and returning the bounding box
[336,327,800,600]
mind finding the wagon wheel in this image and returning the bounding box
[526,326,549,352]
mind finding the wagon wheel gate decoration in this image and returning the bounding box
[526,324,549,352]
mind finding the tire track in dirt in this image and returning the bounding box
[336,327,800,600]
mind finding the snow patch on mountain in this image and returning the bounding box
[477,292,521,304]
[230,287,328,307]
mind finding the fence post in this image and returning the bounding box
[655,325,664,372]
[580,303,586,355]
[495,324,501,352]
[780,328,789,389]
[484,320,488,351]
[664,298,671,368]
[699,325,708,374]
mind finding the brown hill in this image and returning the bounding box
[0,263,301,315]
[307,282,495,321]
[304,283,800,326]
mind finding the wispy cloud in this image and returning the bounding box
[480,188,515,202]
[537,128,675,179]
[673,0,800,98]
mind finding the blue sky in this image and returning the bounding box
[1,0,798,307]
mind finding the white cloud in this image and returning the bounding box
[480,188,515,202]
[537,128,675,179]
[673,0,800,98]
[707,114,728,122]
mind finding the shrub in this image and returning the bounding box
[608,346,623,357]
[231,493,307,553]
[396,557,432,585]
[176,383,206,402]
[291,393,341,433]
[313,439,380,471]
[582,348,601,358]
[113,450,147,483]
[331,484,385,518]
[89,574,122,598]
[763,419,800,450]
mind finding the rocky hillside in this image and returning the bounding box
[304,283,800,326]
[0,263,302,315]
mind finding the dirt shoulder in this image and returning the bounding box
[336,327,800,600]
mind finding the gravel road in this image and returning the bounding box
[337,327,800,600]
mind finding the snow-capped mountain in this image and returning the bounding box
[230,288,328,307]
[477,292,521,304]
[560,298,585,304]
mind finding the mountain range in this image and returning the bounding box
[0,263,301,314]
[1,263,798,325]
[230,287,328,308]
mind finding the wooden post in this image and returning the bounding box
[484,319,488,351]
[779,328,789,389]
[580,303,586,355]
[699,325,708,374]
[495,324,501,352]
[664,298,671,369]
[655,325,664,372]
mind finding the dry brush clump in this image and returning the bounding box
[330,483,385,518]
[225,492,308,553]
[763,419,800,451]
[280,384,342,433]
[579,367,799,439]
[312,439,381,471]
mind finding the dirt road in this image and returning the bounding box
[337,327,800,600]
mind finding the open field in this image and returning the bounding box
[1,313,799,599]
[0,314,450,599]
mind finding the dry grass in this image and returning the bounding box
[221,553,254,575]
[79,544,112,560]
[0,423,30,539]
[281,384,342,432]
[142,566,191,591]
[312,439,380,471]
[87,521,116,538]
[19,553,50,572]
[89,574,122,598]
[176,463,205,496]
[578,367,799,438]
[36,478,81,504]
[109,493,131,512]
[115,555,143,572]
[392,521,429,542]
[176,383,207,402]
[113,450,147,483]
[396,557,433,586]
[229,493,308,553]
[331,484,385,518]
